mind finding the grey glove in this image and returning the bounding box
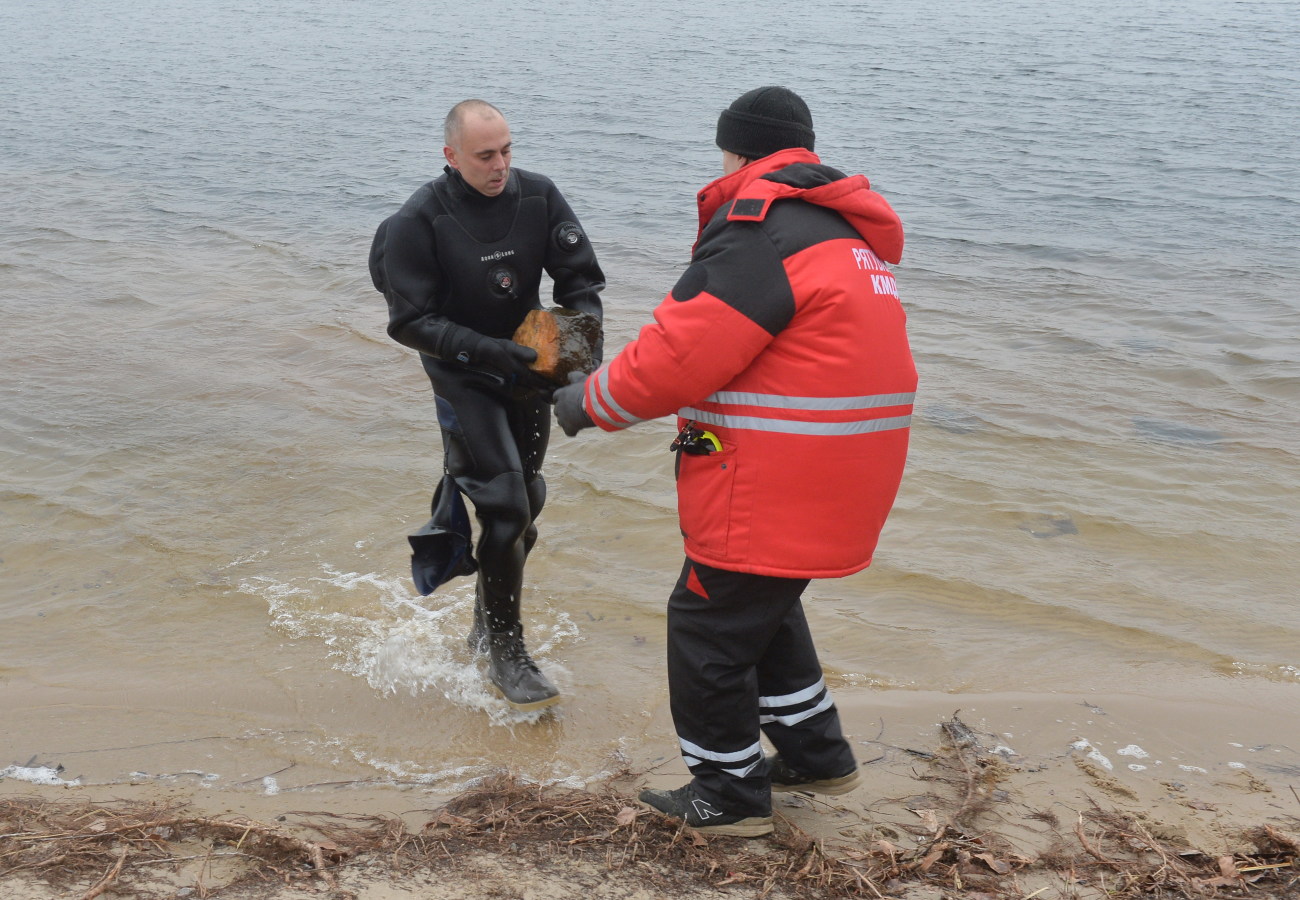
[553,372,595,437]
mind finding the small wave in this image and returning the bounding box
[28,225,120,244]
[1016,513,1078,539]
[1230,662,1300,684]
[90,291,155,308]
[918,403,986,435]
[289,737,621,792]
[1132,416,1226,447]
[239,565,578,728]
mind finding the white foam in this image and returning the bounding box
[240,565,579,729]
[221,549,270,569]
[1230,662,1300,682]
[1117,744,1149,758]
[1071,739,1113,771]
[1,765,80,786]
[128,770,220,783]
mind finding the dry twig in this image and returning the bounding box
[3,728,1299,900]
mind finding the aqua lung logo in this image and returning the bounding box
[481,249,516,262]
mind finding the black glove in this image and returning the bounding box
[470,335,538,380]
[553,372,595,437]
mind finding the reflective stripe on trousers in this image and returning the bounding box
[665,559,856,817]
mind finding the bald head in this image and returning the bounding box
[442,100,513,197]
[444,99,506,149]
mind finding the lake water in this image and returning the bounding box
[1,0,1297,795]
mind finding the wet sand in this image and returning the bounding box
[4,684,1298,898]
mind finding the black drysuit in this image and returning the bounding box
[369,165,604,632]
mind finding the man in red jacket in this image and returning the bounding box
[553,86,917,836]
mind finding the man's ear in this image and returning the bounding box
[442,145,458,169]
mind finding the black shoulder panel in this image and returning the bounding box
[671,262,709,302]
[760,162,848,190]
[761,200,861,260]
[693,222,795,336]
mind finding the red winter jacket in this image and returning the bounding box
[582,148,917,578]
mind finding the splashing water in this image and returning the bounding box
[240,565,580,728]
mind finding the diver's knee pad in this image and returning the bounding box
[464,471,531,541]
[522,475,546,554]
[435,396,477,476]
[525,474,547,518]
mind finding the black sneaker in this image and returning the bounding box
[637,784,773,837]
[767,754,861,795]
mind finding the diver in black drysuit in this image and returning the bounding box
[369,164,604,710]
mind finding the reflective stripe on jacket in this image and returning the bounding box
[584,148,917,578]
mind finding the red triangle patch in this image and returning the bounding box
[686,566,709,598]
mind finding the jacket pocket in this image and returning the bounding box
[676,446,737,555]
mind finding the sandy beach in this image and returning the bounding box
[5,686,1298,899]
[3,3,1298,898]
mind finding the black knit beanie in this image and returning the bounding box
[715,86,815,161]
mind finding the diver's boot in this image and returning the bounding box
[487,627,560,711]
[466,592,488,655]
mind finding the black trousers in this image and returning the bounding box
[666,559,856,817]
[424,356,549,633]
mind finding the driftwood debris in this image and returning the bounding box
[4,722,1299,899]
